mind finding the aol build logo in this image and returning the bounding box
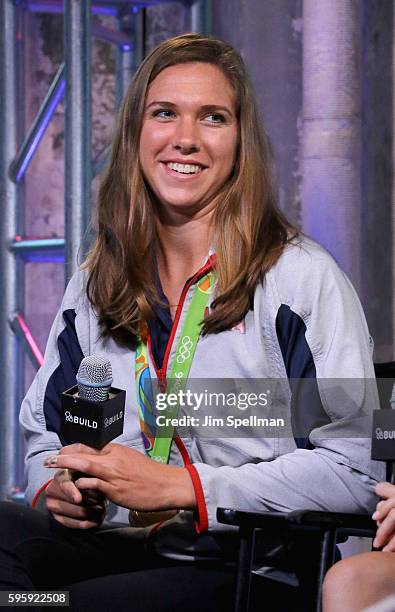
[375,427,395,440]
[64,411,98,429]
[104,411,123,428]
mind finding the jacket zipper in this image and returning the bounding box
[147,255,215,389]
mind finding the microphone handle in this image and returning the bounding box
[386,461,395,484]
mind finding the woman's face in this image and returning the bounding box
[139,62,238,218]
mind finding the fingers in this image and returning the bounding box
[81,489,106,505]
[44,454,112,482]
[373,508,395,549]
[46,470,108,530]
[51,512,105,530]
[373,495,395,523]
[46,469,82,504]
[46,496,105,520]
[375,482,395,500]
[382,534,395,553]
[74,477,111,498]
[59,444,103,456]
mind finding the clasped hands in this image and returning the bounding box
[43,443,196,529]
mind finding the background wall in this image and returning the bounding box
[21,0,394,399]
[213,0,393,362]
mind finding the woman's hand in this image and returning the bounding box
[372,482,395,551]
[44,444,108,529]
[44,443,196,512]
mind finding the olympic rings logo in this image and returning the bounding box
[176,335,193,363]
[153,456,167,463]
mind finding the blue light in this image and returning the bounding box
[15,79,65,183]
[24,253,65,263]
[27,3,118,16]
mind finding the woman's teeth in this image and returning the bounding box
[167,162,202,174]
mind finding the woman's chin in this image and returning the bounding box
[155,198,216,222]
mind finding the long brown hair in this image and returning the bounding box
[85,33,297,347]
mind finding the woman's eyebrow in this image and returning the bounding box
[200,104,233,117]
[145,101,234,117]
[145,100,176,110]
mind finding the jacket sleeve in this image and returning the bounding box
[19,271,86,506]
[187,241,386,532]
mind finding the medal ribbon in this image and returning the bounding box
[135,270,216,463]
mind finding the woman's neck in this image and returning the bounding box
[155,214,214,317]
[156,214,214,279]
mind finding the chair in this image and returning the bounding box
[217,507,376,612]
[217,362,395,612]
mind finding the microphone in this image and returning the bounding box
[60,354,126,449]
[76,354,113,402]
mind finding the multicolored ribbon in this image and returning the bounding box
[135,271,216,463]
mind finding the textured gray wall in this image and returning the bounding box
[303,0,362,290]
[21,0,394,391]
[212,0,303,225]
[212,0,393,361]
[361,0,393,361]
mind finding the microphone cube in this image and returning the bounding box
[60,385,126,449]
[371,409,395,461]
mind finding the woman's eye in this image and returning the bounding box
[204,113,225,124]
[152,109,174,119]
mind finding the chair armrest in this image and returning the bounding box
[217,507,289,529]
[286,510,376,532]
[217,507,376,536]
[217,507,377,612]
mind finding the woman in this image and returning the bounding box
[0,33,383,610]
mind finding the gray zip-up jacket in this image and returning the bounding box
[19,236,384,560]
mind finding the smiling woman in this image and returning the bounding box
[86,33,290,339]
[139,62,238,215]
[0,33,384,612]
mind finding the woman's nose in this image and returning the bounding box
[172,118,200,153]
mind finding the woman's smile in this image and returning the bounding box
[161,160,206,183]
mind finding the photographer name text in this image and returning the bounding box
[156,414,285,429]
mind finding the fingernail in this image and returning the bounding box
[373,538,378,548]
[43,456,58,467]
[372,511,379,520]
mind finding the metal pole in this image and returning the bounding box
[302,0,362,289]
[190,0,211,34]
[10,63,65,183]
[133,7,145,67]
[234,526,255,612]
[0,0,20,500]
[14,0,26,492]
[64,0,92,282]
[115,12,134,111]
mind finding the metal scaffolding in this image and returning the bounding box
[0,0,210,500]
[0,0,22,502]
[64,0,92,280]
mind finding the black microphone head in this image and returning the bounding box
[76,354,113,402]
